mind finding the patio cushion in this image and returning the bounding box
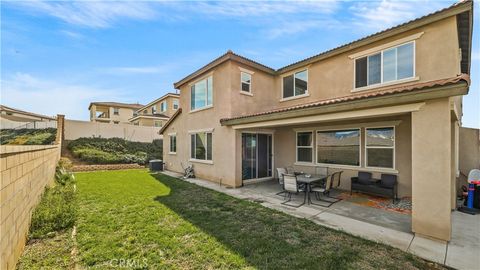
[358,172,373,185]
[380,174,397,188]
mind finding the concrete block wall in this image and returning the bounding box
[0,144,61,269]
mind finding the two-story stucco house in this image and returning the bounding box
[159,1,473,242]
[88,102,144,124]
[129,93,179,127]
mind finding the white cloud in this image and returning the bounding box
[0,73,126,120]
[6,1,157,28]
[351,0,452,31]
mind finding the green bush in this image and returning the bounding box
[67,137,162,165]
[29,160,76,239]
[0,128,57,145]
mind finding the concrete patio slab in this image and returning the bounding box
[445,211,480,270]
[408,236,447,264]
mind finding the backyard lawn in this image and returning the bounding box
[21,169,445,269]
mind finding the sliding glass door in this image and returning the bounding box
[242,133,272,181]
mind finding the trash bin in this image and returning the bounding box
[149,159,164,171]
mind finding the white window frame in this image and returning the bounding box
[151,106,157,114]
[169,133,177,154]
[190,75,213,113]
[315,128,362,168]
[353,41,416,91]
[365,126,395,170]
[113,107,119,115]
[281,69,309,101]
[190,131,213,164]
[296,131,313,164]
[154,121,162,127]
[172,100,179,110]
[240,71,252,95]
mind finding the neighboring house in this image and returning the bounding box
[160,0,473,242]
[129,93,179,127]
[0,105,57,129]
[88,102,144,124]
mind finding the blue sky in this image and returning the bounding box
[1,0,479,128]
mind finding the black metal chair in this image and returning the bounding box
[275,167,287,196]
[311,172,342,207]
[281,173,306,207]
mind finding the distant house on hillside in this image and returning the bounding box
[128,93,179,127]
[0,105,56,129]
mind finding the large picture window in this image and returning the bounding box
[355,42,414,88]
[283,70,308,98]
[191,76,213,110]
[366,127,395,168]
[316,129,360,166]
[190,132,212,161]
[296,132,313,163]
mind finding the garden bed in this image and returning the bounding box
[0,128,57,145]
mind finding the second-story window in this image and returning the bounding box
[173,100,179,110]
[151,106,157,114]
[283,70,308,99]
[113,107,119,115]
[191,76,213,111]
[241,72,251,93]
[355,42,414,89]
[160,101,167,112]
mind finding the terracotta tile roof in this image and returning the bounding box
[159,108,182,134]
[220,74,470,123]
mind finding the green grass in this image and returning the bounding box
[72,169,444,270]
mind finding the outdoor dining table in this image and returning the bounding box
[296,174,328,205]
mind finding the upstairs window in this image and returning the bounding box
[355,42,414,89]
[154,121,162,127]
[151,106,157,114]
[113,107,119,115]
[191,76,213,111]
[173,100,179,110]
[160,101,167,112]
[283,70,308,99]
[241,72,251,93]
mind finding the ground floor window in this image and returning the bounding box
[191,132,212,161]
[154,121,162,127]
[169,134,177,154]
[296,131,313,163]
[316,129,360,166]
[365,127,395,169]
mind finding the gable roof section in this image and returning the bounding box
[0,105,56,121]
[159,108,182,134]
[174,0,473,88]
[174,50,275,88]
[88,102,144,110]
[220,74,470,126]
[136,93,180,112]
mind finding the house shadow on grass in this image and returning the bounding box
[151,174,432,270]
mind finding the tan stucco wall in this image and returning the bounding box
[0,145,61,270]
[411,98,452,241]
[65,119,162,142]
[459,127,480,180]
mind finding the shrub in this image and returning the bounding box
[29,184,76,239]
[29,159,76,239]
[67,137,162,165]
[0,128,57,145]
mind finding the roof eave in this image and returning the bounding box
[159,108,182,134]
[221,81,468,126]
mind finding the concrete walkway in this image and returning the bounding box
[161,171,480,270]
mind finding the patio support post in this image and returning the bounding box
[411,98,452,241]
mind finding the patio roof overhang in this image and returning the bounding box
[220,77,469,129]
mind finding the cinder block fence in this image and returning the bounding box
[0,115,63,270]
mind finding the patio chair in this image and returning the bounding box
[315,166,328,176]
[310,173,341,207]
[275,167,287,196]
[328,171,343,199]
[286,166,295,174]
[281,173,306,207]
